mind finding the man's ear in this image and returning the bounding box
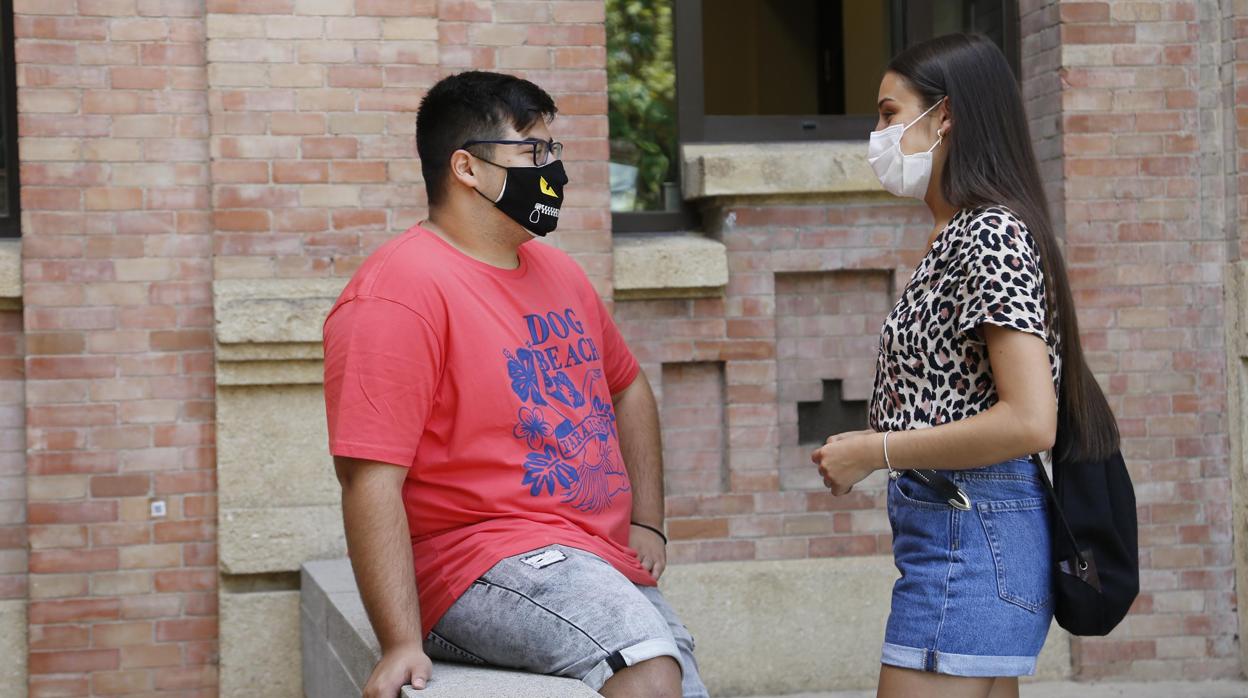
[449,149,484,191]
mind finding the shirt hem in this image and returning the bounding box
[329,441,414,468]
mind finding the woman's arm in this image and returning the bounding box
[814,325,1057,494]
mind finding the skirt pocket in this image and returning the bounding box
[976,497,1052,613]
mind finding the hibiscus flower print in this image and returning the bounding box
[504,348,547,406]
[513,406,553,450]
[521,445,579,497]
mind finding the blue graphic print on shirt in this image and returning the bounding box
[503,308,627,513]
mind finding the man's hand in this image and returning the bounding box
[630,523,667,581]
[363,641,432,698]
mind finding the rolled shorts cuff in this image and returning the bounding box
[881,642,1037,677]
[582,637,682,691]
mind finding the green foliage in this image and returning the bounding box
[607,0,677,211]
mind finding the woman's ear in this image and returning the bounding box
[937,97,953,138]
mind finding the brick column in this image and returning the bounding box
[1055,0,1237,679]
[17,1,217,694]
[437,0,612,292]
[0,307,25,688]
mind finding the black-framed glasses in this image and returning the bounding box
[461,138,564,166]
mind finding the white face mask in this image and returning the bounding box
[867,98,944,200]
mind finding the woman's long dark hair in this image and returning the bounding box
[888,33,1119,465]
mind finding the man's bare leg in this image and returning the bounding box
[600,656,682,698]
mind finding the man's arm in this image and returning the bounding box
[612,370,668,580]
[335,456,432,697]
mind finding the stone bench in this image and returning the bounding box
[301,558,595,697]
[303,555,1071,697]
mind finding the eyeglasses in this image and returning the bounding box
[461,138,564,167]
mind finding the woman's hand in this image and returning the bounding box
[811,430,884,495]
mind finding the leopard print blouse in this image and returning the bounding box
[869,206,1062,433]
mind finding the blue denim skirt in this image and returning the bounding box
[883,457,1054,677]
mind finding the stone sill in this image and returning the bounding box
[0,239,21,310]
[681,141,881,200]
[613,233,728,300]
[213,234,730,368]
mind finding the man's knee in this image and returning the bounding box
[600,655,681,698]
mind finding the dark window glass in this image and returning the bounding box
[0,0,19,237]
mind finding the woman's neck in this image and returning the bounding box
[924,192,960,250]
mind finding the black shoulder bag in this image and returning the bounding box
[1031,451,1139,636]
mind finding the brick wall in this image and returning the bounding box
[613,0,1242,679]
[17,1,218,695]
[5,0,1246,692]
[1049,0,1237,679]
[615,201,932,566]
[0,310,25,610]
[207,0,612,291]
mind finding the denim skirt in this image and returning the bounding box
[882,457,1054,677]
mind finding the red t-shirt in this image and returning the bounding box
[322,225,654,633]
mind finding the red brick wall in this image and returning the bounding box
[207,0,612,292]
[0,310,25,606]
[1052,0,1237,679]
[17,1,218,694]
[5,0,1244,691]
[613,0,1241,679]
[10,1,612,693]
[615,201,933,565]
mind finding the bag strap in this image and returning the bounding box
[1030,453,1084,564]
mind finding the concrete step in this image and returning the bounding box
[747,680,1248,698]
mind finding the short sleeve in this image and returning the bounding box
[322,296,443,467]
[594,293,641,395]
[955,210,1048,340]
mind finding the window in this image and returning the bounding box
[0,0,18,237]
[607,0,696,232]
[607,0,1019,231]
[679,0,1019,142]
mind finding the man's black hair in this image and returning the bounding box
[416,71,558,207]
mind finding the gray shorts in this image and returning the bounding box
[423,544,708,697]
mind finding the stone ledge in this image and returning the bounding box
[215,277,346,345]
[0,239,20,310]
[213,278,346,385]
[302,558,595,698]
[215,251,730,350]
[613,233,728,300]
[221,506,345,575]
[682,142,882,200]
[298,555,1070,697]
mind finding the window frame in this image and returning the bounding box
[0,0,19,238]
[611,0,1020,233]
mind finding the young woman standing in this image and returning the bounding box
[811,34,1119,698]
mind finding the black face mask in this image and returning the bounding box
[475,159,569,237]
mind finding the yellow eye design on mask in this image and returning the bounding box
[539,177,558,198]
